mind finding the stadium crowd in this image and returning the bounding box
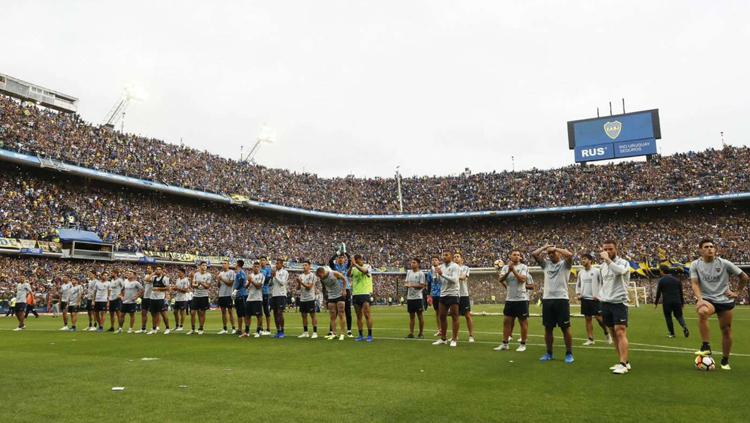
[2,94,750,215]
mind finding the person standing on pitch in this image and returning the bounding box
[217,261,237,335]
[454,253,475,343]
[172,268,190,332]
[85,271,98,331]
[241,261,265,338]
[349,254,374,342]
[690,238,749,370]
[93,273,111,333]
[532,244,574,363]
[496,250,531,352]
[108,269,124,333]
[575,253,611,346]
[654,272,689,338]
[428,256,442,337]
[330,250,354,337]
[12,275,33,331]
[404,258,426,339]
[148,266,171,335]
[432,251,461,347]
[270,259,289,338]
[59,275,73,331]
[189,262,212,335]
[598,241,632,374]
[67,277,84,332]
[316,266,348,341]
[259,257,273,335]
[138,266,154,333]
[297,261,319,338]
[232,261,248,335]
[120,270,143,333]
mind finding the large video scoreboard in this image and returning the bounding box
[567,109,661,163]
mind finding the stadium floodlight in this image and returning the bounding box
[242,124,276,164]
[102,83,147,131]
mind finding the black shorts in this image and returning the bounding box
[86,299,95,311]
[542,299,571,329]
[706,300,735,315]
[218,296,233,309]
[121,303,136,314]
[245,301,263,317]
[580,298,601,317]
[262,294,271,316]
[300,300,316,314]
[94,301,108,312]
[353,294,371,307]
[431,296,440,311]
[108,298,122,312]
[601,302,628,327]
[271,296,287,311]
[15,303,26,312]
[67,305,79,313]
[328,296,345,305]
[149,299,166,314]
[407,299,424,313]
[141,298,151,311]
[173,301,188,311]
[503,300,529,319]
[440,296,459,306]
[234,297,247,317]
[192,296,210,311]
[459,296,471,315]
[61,301,68,310]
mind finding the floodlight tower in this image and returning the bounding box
[103,85,145,131]
[241,124,276,164]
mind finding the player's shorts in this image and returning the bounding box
[234,297,247,317]
[600,302,628,327]
[61,301,68,310]
[439,295,459,306]
[86,299,94,311]
[459,296,471,315]
[431,296,440,311]
[67,305,79,313]
[580,298,601,317]
[271,296,287,311]
[245,301,263,317]
[191,296,210,311]
[299,300,316,314]
[328,296,345,305]
[218,296,233,309]
[121,303,136,314]
[407,299,424,313]
[108,298,122,312]
[503,300,529,319]
[94,301,108,312]
[262,294,271,316]
[542,299,571,329]
[141,298,151,311]
[173,301,188,311]
[353,294,371,307]
[706,299,735,315]
[149,299,166,314]
[15,302,26,312]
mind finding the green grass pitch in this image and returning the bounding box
[2,304,748,422]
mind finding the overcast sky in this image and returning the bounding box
[4,1,748,178]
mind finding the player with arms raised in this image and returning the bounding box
[532,244,574,364]
[598,241,632,375]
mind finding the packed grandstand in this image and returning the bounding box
[1,92,749,306]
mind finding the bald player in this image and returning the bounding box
[316,266,348,341]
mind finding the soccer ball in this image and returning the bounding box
[494,259,505,269]
[694,355,715,371]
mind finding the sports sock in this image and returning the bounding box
[303,325,308,332]
[566,350,572,355]
[701,341,710,351]
[721,357,729,365]
[245,325,249,333]
[368,329,372,337]
[223,326,227,330]
[313,326,317,333]
[358,330,363,336]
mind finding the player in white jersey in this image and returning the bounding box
[598,241,633,374]
[240,261,265,338]
[139,266,154,333]
[93,272,111,333]
[108,269,124,333]
[432,251,462,347]
[575,253,611,346]
[429,256,442,337]
[216,261,237,335]
[119,270,144,333]
[269,259,289,338]
[59,276,73,331]
[189,262,212,335]
[172,268,191,332]
[67,277,84,332]
[85,271,99,331]
[496,250,532,352]
[454,253,475,343]
[691,238,749,370]
[148,266,172,335]
[404,258,426,338]
[532,244,575,364]
[12,276,33,331]
[316,266,348,341]
[297,261,319,338]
